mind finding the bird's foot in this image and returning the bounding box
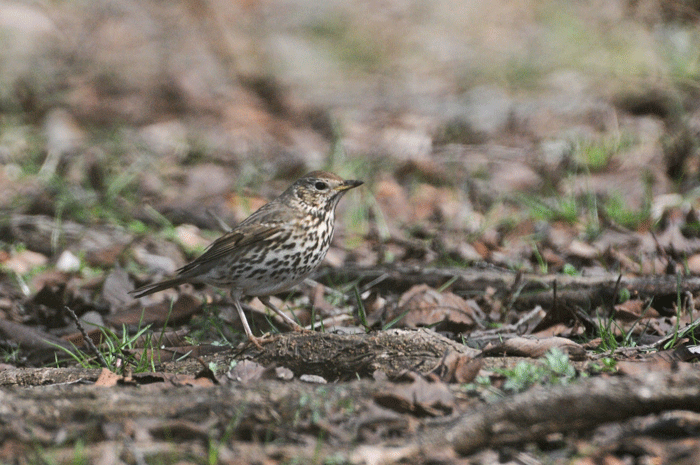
[246,332,285,349]
[293,324,314,333]
[246,335,265,350]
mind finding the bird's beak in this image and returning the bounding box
[335,180,364,192]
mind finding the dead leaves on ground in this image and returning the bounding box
[387,284,480,332]
[3,223,700,464]
[374,372,455,417]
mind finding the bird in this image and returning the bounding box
[130,171,363,348]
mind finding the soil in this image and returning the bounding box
[3,0,700,463]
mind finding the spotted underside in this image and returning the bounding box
[197,210,334,296]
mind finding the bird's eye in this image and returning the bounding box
[314,181,328,190]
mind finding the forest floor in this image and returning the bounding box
[3,0,700,463]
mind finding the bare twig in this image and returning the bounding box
[502,270,524,314]
[64,306,109,368]
[206,209,233,233]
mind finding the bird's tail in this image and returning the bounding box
[130,277,188,298]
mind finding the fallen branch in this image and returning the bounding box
[447,367,700,455]
[321,266,700,313]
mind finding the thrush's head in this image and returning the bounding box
[288,171,363,213]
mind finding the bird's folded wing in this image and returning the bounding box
[177,222,283,275]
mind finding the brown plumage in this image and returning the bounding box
[130,171,363,347]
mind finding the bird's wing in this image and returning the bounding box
[176,220,284,276]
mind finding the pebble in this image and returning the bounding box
[56,250,81,272]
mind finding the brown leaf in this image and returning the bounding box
[147,419,211,442]
[687,253,700,274]
[1,249,48,275]
[106,294,201,326]
[227,360,267,383]
[482,336,586,360]
[391,284,477,332]
[169,373,215,387]
[174,224,211,250]
[540,247,565,268]
[120,372,215,388]
[614,299,661,321]
[130,328,190,349]
[375,177,411,225]
[613,300,645,320]
[454,357,483,384]
[616,351,695,376]
[408,184,442,223]
[94,368,120,387]
[431,351,482,383]
[374,373,455,417]
[62,327,103,348]
[533,322,581,338]
[567,240,598,260]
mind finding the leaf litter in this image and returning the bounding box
[2,2,700,462]
[4,194,700,464]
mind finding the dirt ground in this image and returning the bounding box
[3,0,700,463]
[2,267,700,464]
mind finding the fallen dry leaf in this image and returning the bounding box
[614,299,660,320]
[374,372,455,417]
[481,336,586,359]
[94,368,121,387]
[391,284,477,332]
[227,360,268,383]
[106,294,201,326]
[431,351,483,384]
[1,249,48,275]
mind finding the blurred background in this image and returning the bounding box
[2,0,700,275]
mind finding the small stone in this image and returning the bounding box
[456,242,483,262]
[539,139,572,168]
[133,247,178,275]
[567,240,598,259]
[299,374,327,384]
[56,250,81,272]
[275,367,294,381]
[79,311,105,329]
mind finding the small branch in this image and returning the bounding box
[206,209,233,233]
[502,270,524,314]
[64,306,109,369]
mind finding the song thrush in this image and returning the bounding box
[130,171,363,347]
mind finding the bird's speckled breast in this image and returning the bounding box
[200,212,335,296]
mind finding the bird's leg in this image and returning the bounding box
[231,292,264,349]
[258,296,309,332]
